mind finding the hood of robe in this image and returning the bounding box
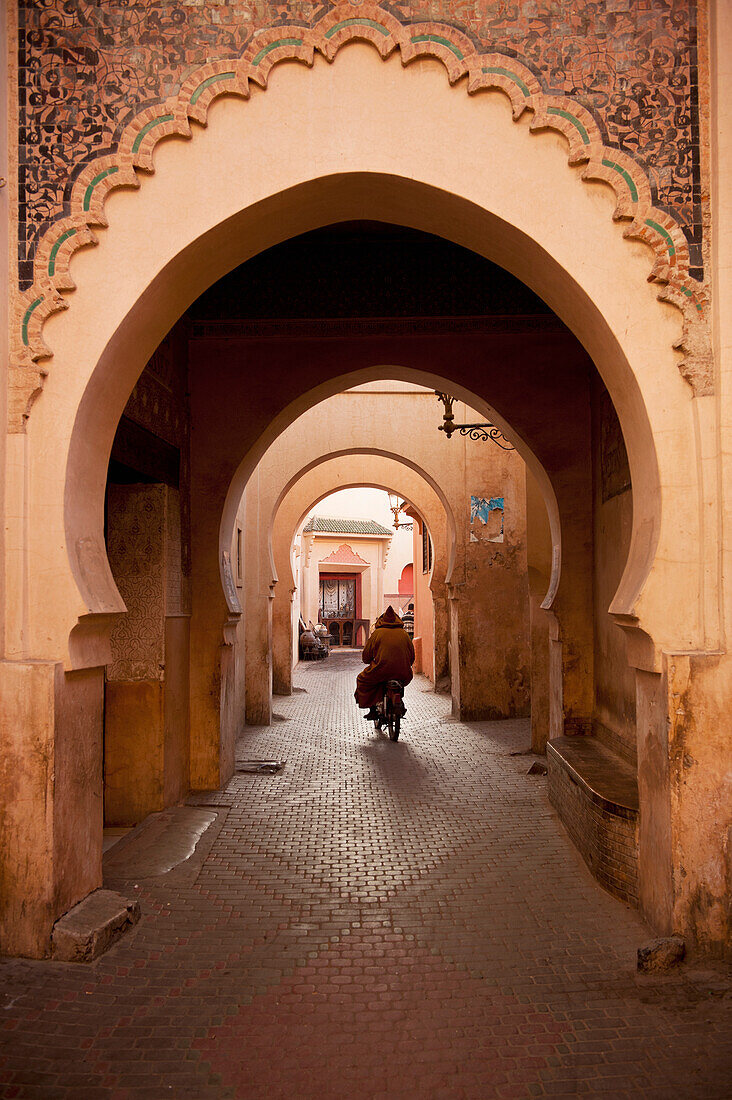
[374,606,405,629]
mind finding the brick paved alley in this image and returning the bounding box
[1,653,730,1099]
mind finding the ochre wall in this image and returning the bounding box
[52,667,104,928]
[0,662,103,958]
[591,378,636,764]
[105,483,191,825]
[456,415,530,722]
[412,517,435,682]
[526,468,553,752]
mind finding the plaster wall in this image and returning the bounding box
[230,491,247,728]
[383,528,413,602]
[412,517,437,682]
[592,379,636,764]
[243,469,272,727]
[52,667,103,926]
[455,410,531,722]
[104,483,190,825]
[697,0,732,957]
[526,468,553,751]
[0,661,102,958]
[0,14,7,664]
[27,46,697,676]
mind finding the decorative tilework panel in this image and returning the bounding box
[16,0,703,288]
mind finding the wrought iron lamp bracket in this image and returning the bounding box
[434,392,514,450]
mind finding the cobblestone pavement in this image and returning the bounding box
[2,653,731,1099]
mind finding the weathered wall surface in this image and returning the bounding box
[0,661,103,958]
[411,516,436,682]
[105,482,190,825]
[456,420,530,722]
[526,468,553,752]
[0,660,59,956]
[666,654,732,954]
[591,377,636,763]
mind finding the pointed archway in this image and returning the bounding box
[2,36,720,957]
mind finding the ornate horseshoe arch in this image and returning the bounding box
[12,1,710,429]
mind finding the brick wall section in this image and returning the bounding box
[593,717,637,768]
[547,738,639,906]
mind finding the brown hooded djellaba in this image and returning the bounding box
[355,605,416,708]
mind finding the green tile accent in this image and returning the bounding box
[22,297,44,347]
[546,106,590,144]
[131,114,174,154]
[190,71,236,105]
[325,18,389,39]
[481,66,530,97]
[678,284,702,311]
[411,34,464,60]
[645,218,676,257]
[601,158,638,202]
[252,38,303,66]
[48,228,77,276]
[83,166,119,212]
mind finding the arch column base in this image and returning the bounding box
[448,586,530,723]
[529,585,553,754]
[272,588,296,697]
[431,591,450,691]
[637,652,732,956]
[245,592,274,728]
[0,660,103,958]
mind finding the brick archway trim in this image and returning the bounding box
[14,1,708,407]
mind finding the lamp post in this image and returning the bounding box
[388,493,408,530]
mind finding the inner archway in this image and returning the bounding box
[267,457,453,705]
[97,241,644,929]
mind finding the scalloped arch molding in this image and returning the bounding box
[14,1,710,410]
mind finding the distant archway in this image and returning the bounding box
[257,450,454,707]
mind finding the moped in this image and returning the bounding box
[374,679,406,741]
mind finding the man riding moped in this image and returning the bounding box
[354,605,415,725]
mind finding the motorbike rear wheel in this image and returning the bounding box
[387,713,400,741]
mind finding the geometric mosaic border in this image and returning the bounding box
[14,2,710,416]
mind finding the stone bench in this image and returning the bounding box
[547,736,639,905]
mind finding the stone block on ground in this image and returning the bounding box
[52,889,140,962]
[637,935,686,972]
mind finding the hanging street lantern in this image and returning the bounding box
[387,493,409,530]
